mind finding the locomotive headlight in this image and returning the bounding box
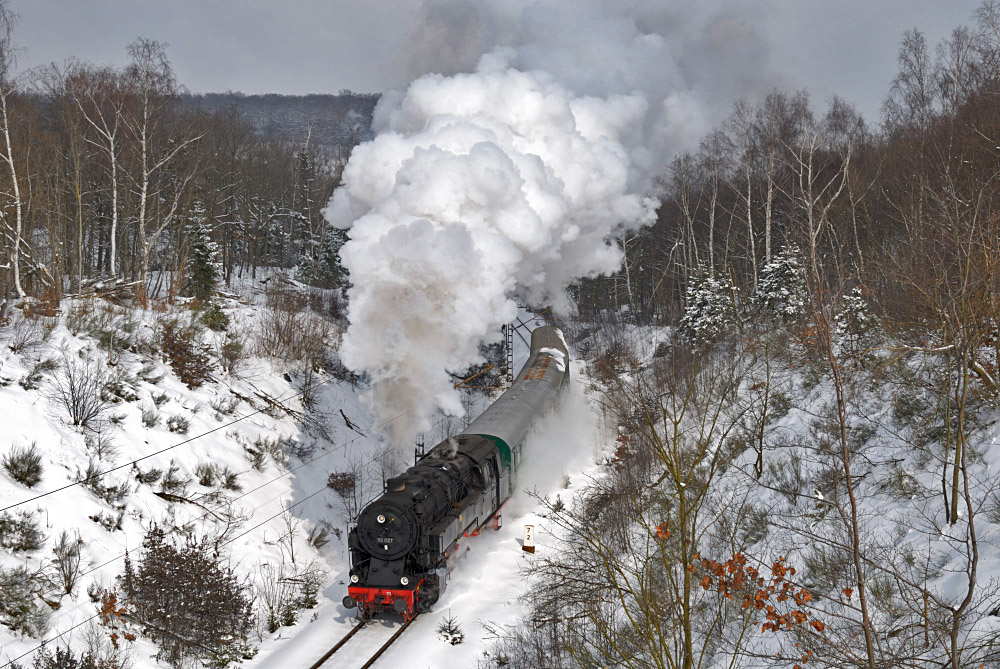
[377,514,386,524]
[400,576,409,585]
[350,574,359,583]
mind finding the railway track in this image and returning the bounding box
[307,616,417,669]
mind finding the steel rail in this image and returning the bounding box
[359,616,417,669]
[306,620,368,669]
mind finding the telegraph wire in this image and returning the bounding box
[0,376,341,515]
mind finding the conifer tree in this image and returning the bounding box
[296,224,347,289]
[184,202,221,304]
[756,244,807,322]
[679,267,733,346]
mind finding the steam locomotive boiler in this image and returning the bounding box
[342,326,570,621]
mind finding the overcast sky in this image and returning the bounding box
[9,0,983,122]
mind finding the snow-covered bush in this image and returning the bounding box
[756,245,807,322]
[121,527,255,668]
[140,405,160,428]
[0,566,50,637]
[255,301,334,367]
[159,318,213,389]
[679,270,734,346]
[255,559,325,634]
[18,357,59,391]
[196,463,242,491]
[159,460,190,496]
[296,226,347,290]
[835,287,879,337]
[5,313,47,354]
[14,645,107,669]
[0,510,45,552]
[166,414,190,434]
[51,529,85,595]
[437,611,465,645]
[216,327,250,376]
[200,300,230,332]
[77,462,129,507]
[2,443,43,487]
[47,355,112,429]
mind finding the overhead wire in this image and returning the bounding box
[0,375,343,515]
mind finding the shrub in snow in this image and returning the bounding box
[256,562,293,634]
[256,283,334,366]
[77,461,129,506]
[18,357,59,391]
[83,429,119,462]
[121,527,255,668]
[47,355,112,429]
[136,466,163,485]
[210,395,240,417]
[200,300,230,332]
[679,270,734,346]
[52,530,85,596]
[166,414,191,434]
[14,645,107,669]
[89,510,124,533]
[3,443,43,487]
[196,462,216,487]
[835,287,879,337]
[4,312,47,354]
[159,460,190,496]
[215,330,249,377]
[756,245,807,322]
[159,318,213,389]
[0,565,50,637]
[0,510,45,552]
[140,405,160,428]
[437,611,465,645]
[195,463,241,491]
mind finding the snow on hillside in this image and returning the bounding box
[0,286,614,669]
[0,275,391,668]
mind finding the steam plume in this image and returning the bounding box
[325,1,779,447]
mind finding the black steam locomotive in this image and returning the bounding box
[342,326,570,621]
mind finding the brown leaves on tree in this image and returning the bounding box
[98,590,136,650]
[694,553,823,667]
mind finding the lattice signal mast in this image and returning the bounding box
[504,323,514,388]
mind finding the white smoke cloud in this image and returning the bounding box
[326,1,783,447]
[326,52,655,442]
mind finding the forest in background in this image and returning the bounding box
[0,7,371,314]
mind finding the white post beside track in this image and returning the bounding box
[523,524,535,554]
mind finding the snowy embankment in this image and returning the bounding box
[0,287,613,669]
[0,276,389,668]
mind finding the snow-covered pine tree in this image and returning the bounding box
[296,224,347,289]
[756,244,807,322]
[835,286,878,337]
[679,268,733,346]
[184,202,221,304]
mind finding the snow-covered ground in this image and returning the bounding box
[0,287,611,669]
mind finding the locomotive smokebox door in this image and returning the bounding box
[523,524,535,554]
